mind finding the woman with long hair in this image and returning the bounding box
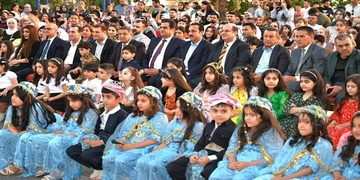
[9,25,40,82]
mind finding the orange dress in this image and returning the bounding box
[328,100,358,147]
[164,93,176,121]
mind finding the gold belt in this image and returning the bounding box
[204,142,224,152]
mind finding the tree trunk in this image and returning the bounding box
[218,0,228,21]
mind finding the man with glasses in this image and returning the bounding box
[324,34,360,104]
[207,23,251,77]
[345,0,360,20]
[35,23,66,61]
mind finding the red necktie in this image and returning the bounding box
[149,39,167,68]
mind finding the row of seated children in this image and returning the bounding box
[0,79,359,179]
[29,54,360,151]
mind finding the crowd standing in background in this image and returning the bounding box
[0,0,360,179]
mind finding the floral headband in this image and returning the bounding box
[299,105,326,121]
[205,62,222,75]
[245,96,274,113]
[16,81,37,97]
[137,86,162,101]
[179,92,203,111]
[67,84,96,102]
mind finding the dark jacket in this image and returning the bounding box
[94,107,129,143]
[194,120,237,160]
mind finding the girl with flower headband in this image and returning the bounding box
[43,58,69,112]
[323,112,360,180]
[328,74,360,148]
[258,68,290,126]
[0,82,61,176]
[0,57,18,122]
[102,86,168,180]
[23,84,99,180]
[209,96,286,180]
[255,105,333,180]
[160,68,192,121]
[194,62,229,122]
[282,69,328,137]
[228,65,257,125]
[136,92,207,179]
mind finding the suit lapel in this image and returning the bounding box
[189,40,204,59]
[268,45,278,67]
[345,50,357,75]
[301,43,314,65]
[224,40,238,66]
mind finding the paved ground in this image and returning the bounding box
[0,122,92,180]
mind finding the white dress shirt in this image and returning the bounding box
[220,39,236,74]
[184,39,201,72]
[64,39,81,65]
[95,36,108,61]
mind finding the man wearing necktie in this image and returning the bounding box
[142,19,184,88]
[206,23,251,78]
[28,23,65,74]
[283,26,327,94]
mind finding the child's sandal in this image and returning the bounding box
[35,170,46,177]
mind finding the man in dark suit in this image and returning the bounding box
[251,27,291,82]
[91,24,116,65]
[143,19,184,88]
[177,22,211,88]
[64,26,82,73]
[34,23,66,61]
[324,34,360,104]
[284,26,327,94]
[111,26,146,75]
[207,23,251,77]
[29,23,65,75]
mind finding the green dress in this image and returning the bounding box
[264,90,290,121]
[282,92,327,137]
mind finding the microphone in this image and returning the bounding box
[111,139,124,145]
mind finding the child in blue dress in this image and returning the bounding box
[0,82,60,176]
[24,84,99,180]
[254,105,333,180]
[323,111,360,180]
[166,93,239,180]
[209,96,286,180]
[101,86,169,180]
[136,92,207,180]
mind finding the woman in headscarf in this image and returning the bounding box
[4,18,20,41]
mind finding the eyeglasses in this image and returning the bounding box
[347,31,358,35]
[44,28,53,30]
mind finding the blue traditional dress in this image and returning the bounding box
[136,118,205,180]
[254,137,333,180]
[322,143,360,179]
[23,109,98,179]
[209,127,284,180]
[0,105,61,170]
[102,112,168,180]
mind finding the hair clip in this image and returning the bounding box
[267,68,282,75]
[50,58,61,65]
[162,69,171,78]
[303,70,318,81]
